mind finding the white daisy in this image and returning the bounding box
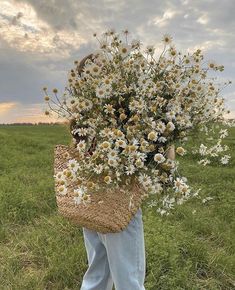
[156,208,168,216]
[73,195,82,205]
[156,121,166,133]
[162,33,173,45]
[173,177,185,192]
[138,173,152,186]
[154,153,165,163]
[107,149,119,160]
[176,146,186,156]
[166,110,176,120]
[96,84,106,98]
[118,43,131,58]
[198,158,211,166]
[81,194,92,205]
[68,159,80,172]
[74,185,87,195]
[76,140,86,151]
[138,75,151,88]
[93,164,103,174]
[219,129,228,139]
[104,175,112,184]
[115,139,127,148]
[62,168,76,182]
[147,200,158,208]
[125,164,136,175]
[89,63,102,76]
[100,141,112,151]
[54,171,66,182]
[104,104,115,114]
[108,158,118,167]
[73,127,88,136]
[135,159,144,168]
[65,97,79,110]
[103,84,112,97]
[158,136,167,143]
[57,184,67,196]
[147,131,158,141]
[220,155,231,164]
[166,121,175,132]
[199,144,207,156]
[99,128,113,138]
[145,45,155,56]
[202,196,213,203]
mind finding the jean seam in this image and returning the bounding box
[136,209,144,272]
[136,223,139,274]
[133,210,139,275]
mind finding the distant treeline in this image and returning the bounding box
[0,119,234,126]
[0,122,65,126]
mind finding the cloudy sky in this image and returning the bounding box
[0,0,234,123]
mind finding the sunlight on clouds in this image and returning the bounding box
[0,102,66,123]
[181,0,189,5]
[0,0,87,57]
[0,101,18,114]
[186,39,226,54]
[197,13,209,25]
[151,9,179,27]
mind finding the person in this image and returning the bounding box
[69,53,175,290]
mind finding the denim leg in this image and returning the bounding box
[100,208,146,290]
[81,227,114,290]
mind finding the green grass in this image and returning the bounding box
[0,124,234,290]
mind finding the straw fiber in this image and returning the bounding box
[54,144,148,233]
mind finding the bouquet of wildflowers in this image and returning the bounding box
[43,28,233,215]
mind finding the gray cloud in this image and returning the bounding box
[0,0,234,122]
[0,38,67,104]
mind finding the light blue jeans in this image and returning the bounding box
[80,208,146,290]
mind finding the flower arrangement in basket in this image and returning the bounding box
[43,28,233,231]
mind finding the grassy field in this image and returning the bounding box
[0,124,234,290]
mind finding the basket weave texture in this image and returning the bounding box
[54,144,147,233]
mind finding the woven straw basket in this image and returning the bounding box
[54,144,148,233]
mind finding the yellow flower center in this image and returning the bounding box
[148,131,156,140]
[102,141,110,149]
[104,176,111,183]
